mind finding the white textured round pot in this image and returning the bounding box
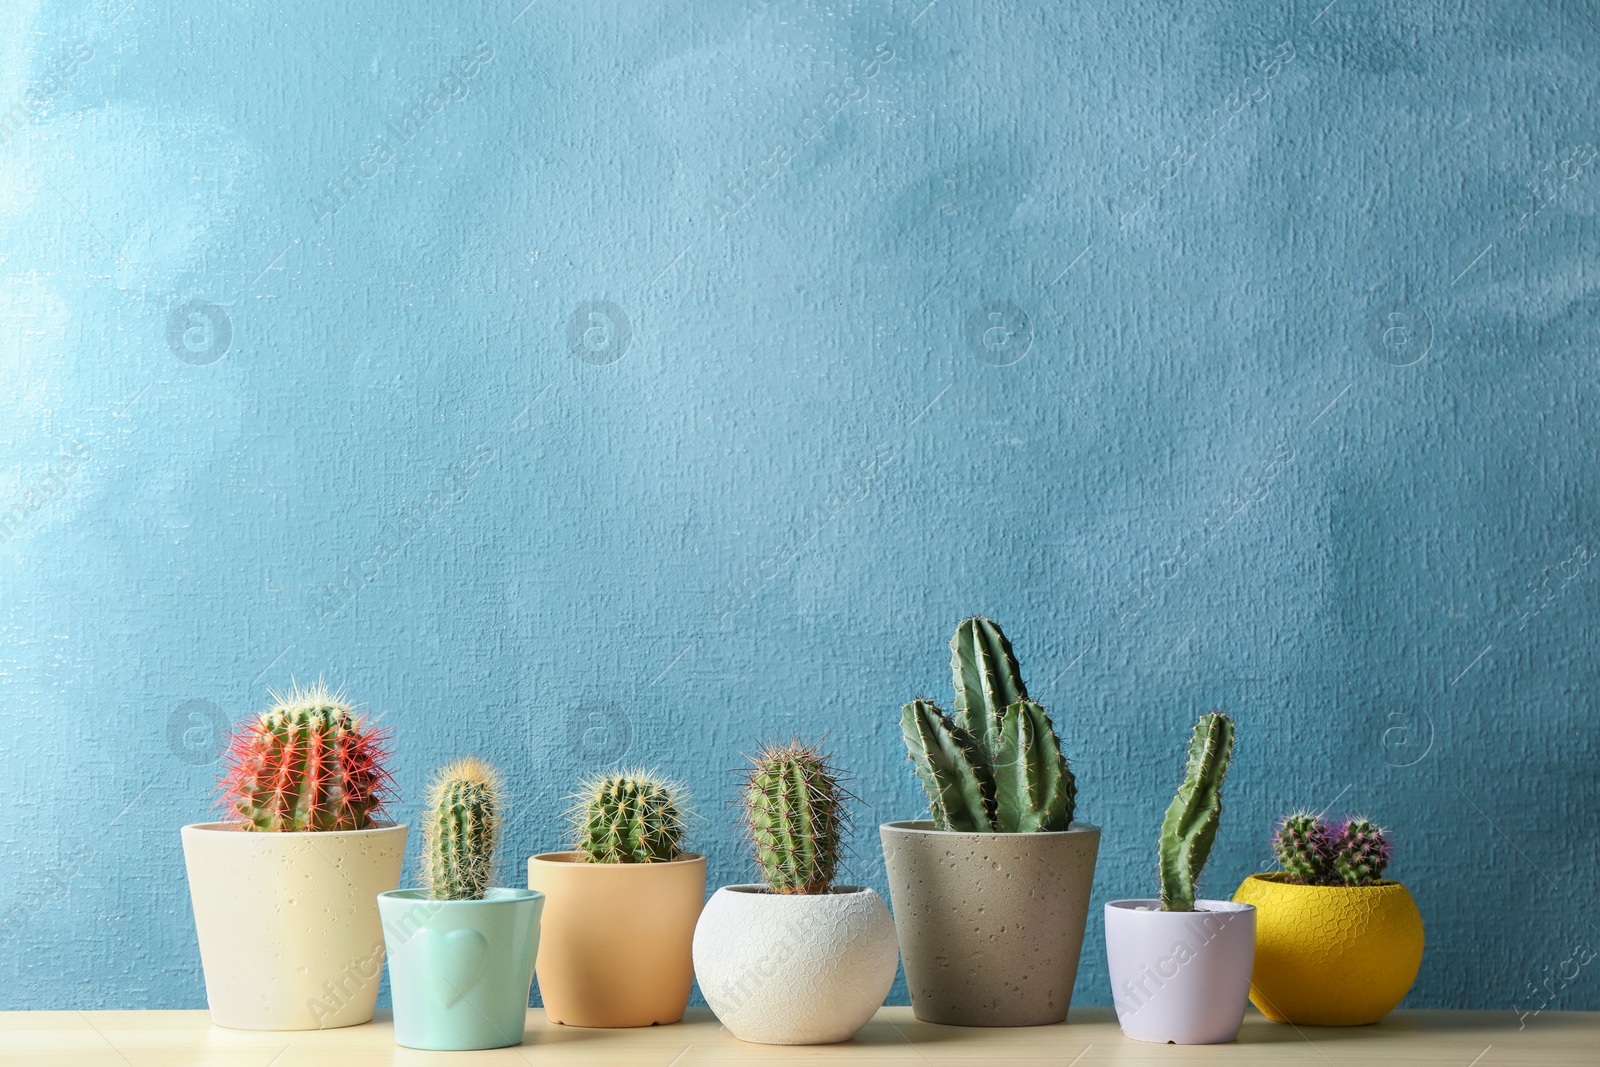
[881,820,1101,1026]
[181,821,407,1030]
[693,885,898,1045]
[1104,899,1256,1044]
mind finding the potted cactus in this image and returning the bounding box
[378,759,544,1050]
[1232,813,1423,1025]
[526,770,703,1027]
[695,741,898,1045]
[881,618,1100,1025]
[1105,711,1255,1045]
[180,682,406,1030]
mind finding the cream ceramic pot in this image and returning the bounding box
[181,821,407,1030]
[527,852,705,1027]
[693,885,898,1045]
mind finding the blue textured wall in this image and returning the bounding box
[1,0,1596,1016]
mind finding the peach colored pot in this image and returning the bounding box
[527,852,705,1027]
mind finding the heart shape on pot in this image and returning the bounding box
[412,927,490,1008]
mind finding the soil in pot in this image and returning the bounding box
[181,821,407,1030]
[1233,873,1423,1025]
[880,819,1100,1026]
[1104,898,1255,1045]
[693,885,898,1045]
[379,887,544,1051]
[526,851,705,1027]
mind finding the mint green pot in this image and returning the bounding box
[378,887,544,1051]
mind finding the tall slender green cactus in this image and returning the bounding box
[1157,711,1236,912]
[569,771,690,863]
[744,740,845,894]
[424,757,502,901]
[899,618,1076,833]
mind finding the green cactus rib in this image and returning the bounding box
[949,617,1028,747]
[900,619,1077,833]
[992,700,1075,833]
[570,771,689,863]
[745,740,844,894]
[900,698,994,832]
[424,758,502,901]
[1158,711,1235,912]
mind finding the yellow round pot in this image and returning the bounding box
[1232,874,1423,1025]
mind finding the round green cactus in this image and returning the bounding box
[744,740,846,895]
[1272,811,1333,884]
[1272,812,1392,886]
[570,771,690,863]
[424,757,502,901]
[1330,817,1391,886]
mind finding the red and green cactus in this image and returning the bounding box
[1271,812,1391,886]
[220,681,395,832]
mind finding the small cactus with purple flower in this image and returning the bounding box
[1270,812,1391,886]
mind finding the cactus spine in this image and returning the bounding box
[1273,813,1391,886]
[745,740,845,894]
[1157,711,1236,912]
[898,618,1076,833]
[220,681,394,832]
[570,771,690,863]
[424,758,502,901]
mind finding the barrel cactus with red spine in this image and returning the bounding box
[220,681,395,831]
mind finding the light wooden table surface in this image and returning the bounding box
[0,1007,1592,1066]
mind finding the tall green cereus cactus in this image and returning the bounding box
[1157,711,1236,912]
[570,772,690,862]
[744,740,845,894]
[220,681,395,832]
[899,618,1076,833]
[423,757,502,901]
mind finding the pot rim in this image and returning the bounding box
[1241,872,1407,891]
[379,886,544,906]
[880,818,1101,836]
[1105,898,1254,915]
[528,850,706,866]
[182,819,407,837]
[714,883,878,897]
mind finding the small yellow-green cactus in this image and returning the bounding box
[423,757,502,901]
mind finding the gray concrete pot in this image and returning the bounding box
[880,819,1101,1026]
